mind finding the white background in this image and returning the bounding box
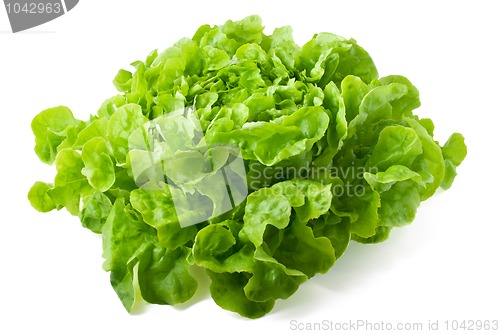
[1,1,499,333]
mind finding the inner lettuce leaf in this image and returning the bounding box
[28,15,467,318]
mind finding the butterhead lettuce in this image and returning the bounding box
[28,15,466,318]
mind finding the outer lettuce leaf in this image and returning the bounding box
[81,137,115,192]
[349,83,408,130]
[129,188,198,249]
[102,198,154,311]
[272,219,335,278]
[193,222,257,274]
[378,180,421,228]
[352,226,392,244]
[309,214,351,258]
[73,118,109,149]
[245,247,307,302]
[379,75,421,119]
[28,181,56,213]
[79,191,112,233]
[367,126,423,171]
[440,133,467,190]
[342,75,369,123]
[297,33,378,86]
[48,149,93,215]
[404,117,446,200]
[343,187,381,239]
[97,94,127,118]
[137,244,197,305]
[239,188,291,247]
[31,106,84,164]
[222,15,264,44]
[207,271,274,319]
[107,103,148,163]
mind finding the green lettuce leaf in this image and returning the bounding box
[440,133,467,190]
[137,244,197,305]
[129,188,198,249]
[102,198,155,311]
[31,106,84,164]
